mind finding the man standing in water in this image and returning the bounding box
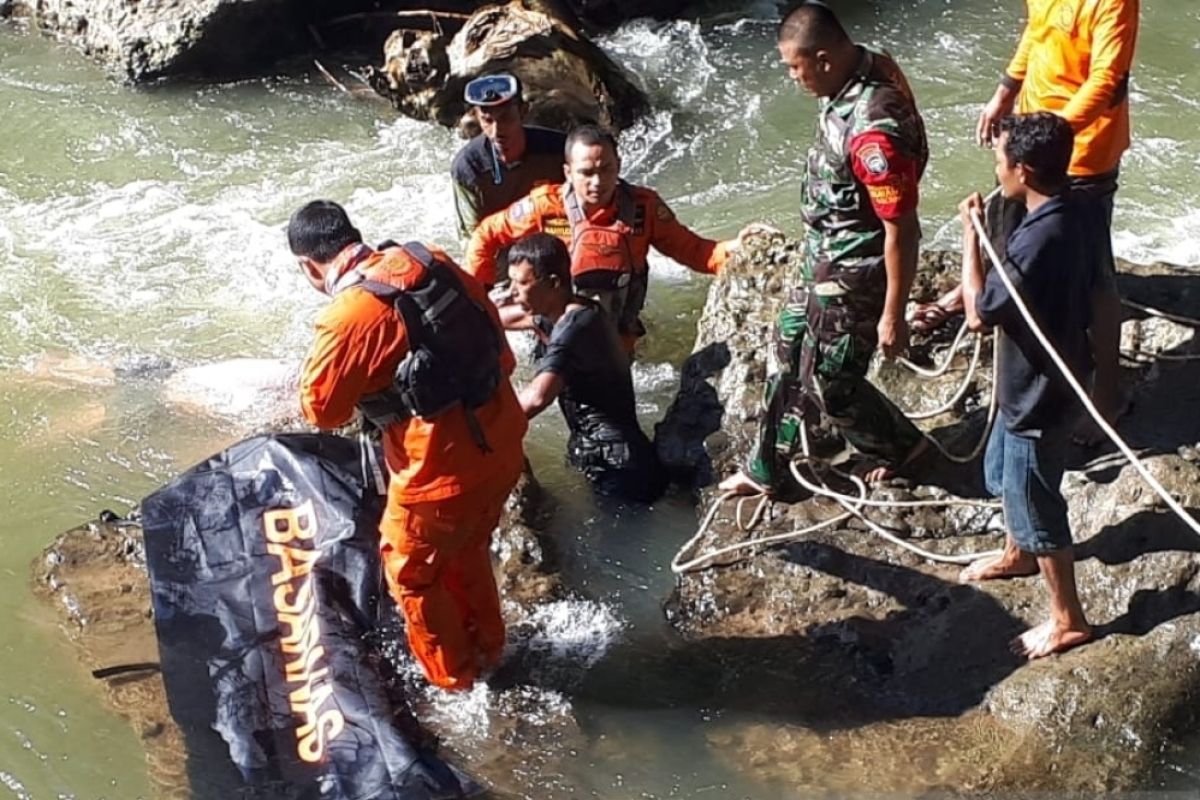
[503,233,666,503]
[722,1,929,495]
[958,113,1097,658]
[451,73,567,238]
[466,124,761,355]
[913,0,1138,444]
[289,200,527,690]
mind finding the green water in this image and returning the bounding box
[2,0,1200,796]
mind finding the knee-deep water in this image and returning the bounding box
[3,0,1200,796]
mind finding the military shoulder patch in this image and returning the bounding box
[858,142,889,176]
[508,197,534,222]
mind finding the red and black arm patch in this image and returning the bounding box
[848,130,919,220]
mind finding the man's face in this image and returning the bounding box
[564,141,620,210]
[778,39,831,97]
[509,259,560,315]
[475,101,526,164]
[994,132,1026,200]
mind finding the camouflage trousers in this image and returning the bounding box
[746,277,923,490]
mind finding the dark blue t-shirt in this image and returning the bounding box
[534,302,642,441]
[977,193,1098,436]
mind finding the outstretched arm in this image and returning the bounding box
[519,371,564,419]
[646,194,731,275]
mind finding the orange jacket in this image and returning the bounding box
[300,244,526,504]
[1006,0,1139,177]
[464,182,732,288]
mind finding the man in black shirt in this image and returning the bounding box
[451,73,567,238]
[502,233,666,503]
[959,112,1098,659]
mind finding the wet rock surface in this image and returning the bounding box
[657,235,1200,793]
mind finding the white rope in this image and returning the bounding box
[969,208,1200,537]
[902,330,983,420]
[788,459,1001,566]
[896,321,973,379]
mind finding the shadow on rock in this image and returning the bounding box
[1078,507,1200,566]
[564,542,1024,727]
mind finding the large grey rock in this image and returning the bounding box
[658,236,1200,792]
[4,0,309,81]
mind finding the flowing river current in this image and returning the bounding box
[3,0,1200,796]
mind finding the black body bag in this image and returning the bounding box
[141,432,479,799]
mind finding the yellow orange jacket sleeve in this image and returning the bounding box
[639,188,730,276]
[464,187,562,286]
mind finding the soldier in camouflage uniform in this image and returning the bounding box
[723,2,929,495]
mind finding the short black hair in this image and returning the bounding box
[287,200,362,263]
[507,233,571,287]
[778,1,851,52]
[999,112,1074,189]
[564,124,619,162]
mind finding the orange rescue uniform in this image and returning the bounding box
[300,243,527,690]
[465,181,731,292]
[1005,0,1139,177]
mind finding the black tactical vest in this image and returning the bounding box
[348,242,503,452]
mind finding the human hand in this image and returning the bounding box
[877,313,909,360]
[976,84,1017,148]
[958,192,984,237]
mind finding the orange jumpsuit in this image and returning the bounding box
[465,181,730,350]
[300,243,527,690]
[1005,0,1139,177]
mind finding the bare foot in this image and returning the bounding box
[958,546,1039,583]
[857,437,931,484]
[718,470,767,496]
[1011,619,1093,659]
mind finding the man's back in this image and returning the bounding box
[302,246,527,502]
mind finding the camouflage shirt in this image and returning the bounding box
[801,46,928,283]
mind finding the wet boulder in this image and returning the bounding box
[363,0,649,132]
[2,0,316,81]
[657,235,1200,792]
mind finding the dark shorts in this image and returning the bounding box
[983,420,1073,555]
[987,170,1118,292]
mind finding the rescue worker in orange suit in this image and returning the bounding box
[451,72,567,238]
[465,124,769,354]
[289,200,527,691]
[911,0,1138,444]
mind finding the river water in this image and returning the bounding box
[2,1,1199,797]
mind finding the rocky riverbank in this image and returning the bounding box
[655,236,1200,793]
